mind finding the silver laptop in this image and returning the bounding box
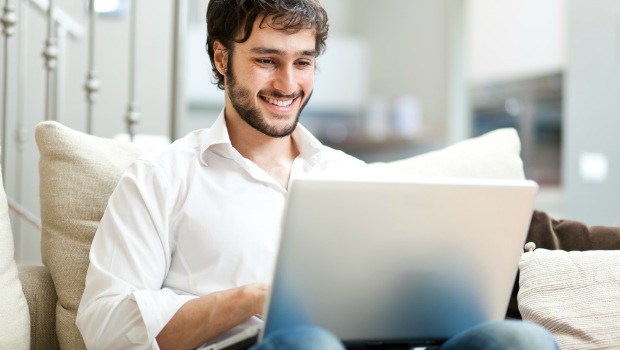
[260,177,538,347]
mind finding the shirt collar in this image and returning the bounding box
[200,108,325,166]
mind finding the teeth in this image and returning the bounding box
[265,97,294,107]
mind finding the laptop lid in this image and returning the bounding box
[261,177,538,347]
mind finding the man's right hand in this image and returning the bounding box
[242,282,271,318]
[156,282,271,350]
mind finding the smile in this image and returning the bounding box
[262,96,295,107]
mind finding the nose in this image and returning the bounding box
[273,65,296,95]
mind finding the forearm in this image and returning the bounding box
[157,284,266,350]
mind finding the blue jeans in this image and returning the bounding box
[439,320,559,350]
[251,320,558,350]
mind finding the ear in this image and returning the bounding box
[213,40,228,76]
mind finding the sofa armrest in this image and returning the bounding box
[18,264,60,350]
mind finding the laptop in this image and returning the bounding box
[259,176,538,347]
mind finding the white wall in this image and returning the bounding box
[321,0,354,35]
[348,0,452,137]
[564,0,620,226]
[466,0,566,83]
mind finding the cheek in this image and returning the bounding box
[299,72,315,91]
[246,67,273,87]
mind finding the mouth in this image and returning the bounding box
[260,94,300,109]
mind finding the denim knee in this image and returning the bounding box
[440,320,559,350]
[253,326,345,350]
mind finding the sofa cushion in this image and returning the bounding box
[18,265,59,350]
[370,128,525,180]
[518,248,620,349]
[35,122,152,349]
[0,162,31,349]
[506,210,620,319]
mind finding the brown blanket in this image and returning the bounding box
[506,210,620,319]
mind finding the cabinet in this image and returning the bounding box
[471,72,563,185]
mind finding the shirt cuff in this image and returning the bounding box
[131,288,198,342]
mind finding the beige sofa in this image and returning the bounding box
[3,121,618,349]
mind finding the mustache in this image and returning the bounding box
[259,90,303,99]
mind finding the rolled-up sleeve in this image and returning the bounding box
[76,160,194,349]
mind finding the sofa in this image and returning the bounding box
[1,121,619,350]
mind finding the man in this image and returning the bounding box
[76,1,558,349]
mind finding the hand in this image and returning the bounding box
[157,282,272,350]
[242,282,271,317]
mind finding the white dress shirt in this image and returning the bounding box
[76,109,366,349]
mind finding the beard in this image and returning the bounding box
[225,59,312,138]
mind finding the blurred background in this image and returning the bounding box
[1,0,619,263]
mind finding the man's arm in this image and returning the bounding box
[156,282,268,350]
[77,160,268,349]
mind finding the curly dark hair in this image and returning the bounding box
[206,0,329,90]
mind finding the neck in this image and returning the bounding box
[225,109,300,189]
[226,113,298,161]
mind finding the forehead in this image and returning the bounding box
[238,15,317,53]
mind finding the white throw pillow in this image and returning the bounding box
[518,248,620,350]
[369,128,525,180]
[0,163,31,349]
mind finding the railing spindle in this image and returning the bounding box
[84,0,99,134]
[1,0,17,178]
[11,0,30,250]
[126,0,139,140]
[169,0,187,142]
[16,0,29,151]
[42,0,57,121]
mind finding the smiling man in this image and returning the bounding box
[76,1,559,350]
[212,14,320,189]
[76,1,364,349]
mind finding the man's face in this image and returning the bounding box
[222,18,316,138]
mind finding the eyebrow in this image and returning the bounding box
[250,47,317,58]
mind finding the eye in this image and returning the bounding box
[296,60,314,68]
[256,58,275,65]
